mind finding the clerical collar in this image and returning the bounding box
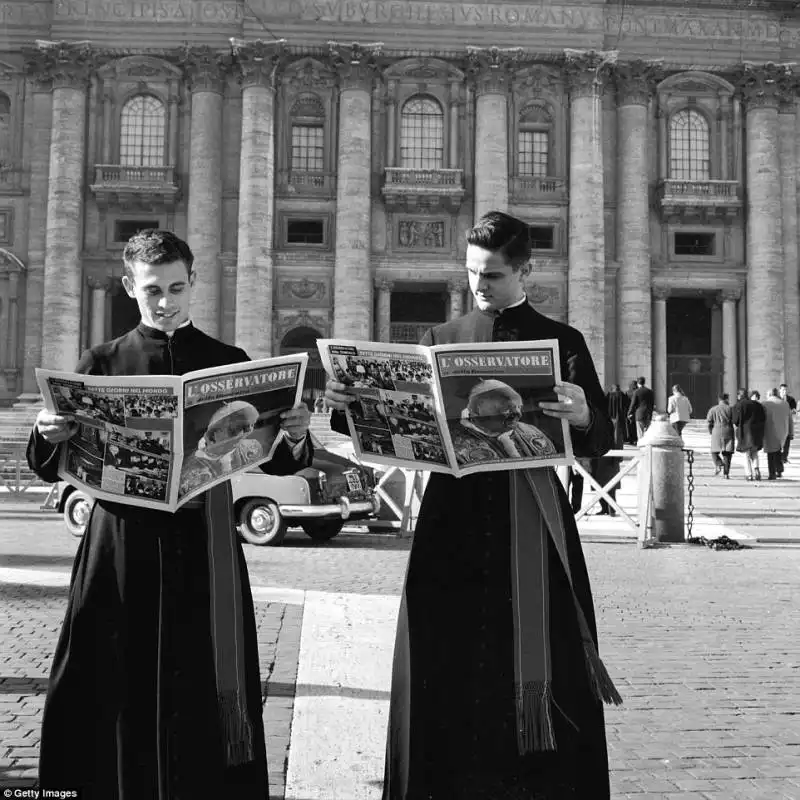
[480,295,529,318]
[137,319,193,340]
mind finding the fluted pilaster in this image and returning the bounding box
[720,289,740,400]
[329,41,381,339]
[376,278,393,342]
[26,42,95,370]
[87,275,109,347]
[615,61,659,387]
[181,46,229,338]
[467,46,521,220]
[232,39,285,359]
[565,50,613,385]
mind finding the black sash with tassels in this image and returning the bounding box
[509,468,623,754]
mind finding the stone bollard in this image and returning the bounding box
[637,412,685,545]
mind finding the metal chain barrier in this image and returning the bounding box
[683,448,695,539]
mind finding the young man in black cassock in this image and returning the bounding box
[28,230,312,799]
[325,212,622,799]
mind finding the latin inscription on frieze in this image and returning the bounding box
[54,0,244,23]
[0,2,51,24]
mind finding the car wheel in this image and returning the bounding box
[63,490,92,537]
[237,499,288,546]
[301,519,345,541]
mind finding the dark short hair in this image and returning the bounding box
[123,229,194,280]
[466,211,531,271]
[719,393,729,402]
[637,377,646,385]
[751,390,761,399]
[672,384,683,394]
[780,383,788,389]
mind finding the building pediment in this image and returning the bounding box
[658,70,734,96]
[383,57,464,83]
[97,55,182,82]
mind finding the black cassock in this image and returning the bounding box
[336,303,615,800]
[27,322,311,800]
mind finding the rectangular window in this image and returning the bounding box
[291,125,324,171]
[528,225,555,250]
[518,131,548,177]
[287,219,325,245]
[674,232,715,256]
[114,220,158,242]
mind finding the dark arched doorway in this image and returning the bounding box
[280,326,325,409]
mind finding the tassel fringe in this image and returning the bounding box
[219,689,256,767]
[515,680,556,754]
[583,640,624,706]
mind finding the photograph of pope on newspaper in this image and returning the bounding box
[435,341,572,472]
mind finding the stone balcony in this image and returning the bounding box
[509,176,568,204]
[390,321,433,344]
[657,179,742,219]
[382,167,465,212]
[276,170,337,200]
[90,165,180,211]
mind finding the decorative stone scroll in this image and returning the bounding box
[328,41,383,92]
[231,38,286,90]
[466,46,523,96]
[23,41,97,90]
[563,49,615,98]
[179,45,232,94]
[614,60,662,107]
[736,62,795,110]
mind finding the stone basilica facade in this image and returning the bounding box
[1,1,800,414]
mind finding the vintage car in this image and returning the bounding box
[55,439,381,546]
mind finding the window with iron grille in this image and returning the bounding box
[669,109,710,180]
[287,219,325,245]
[119,95,166,167]
[400,96,444,170]
[674,232,715,256]
[518,131,549,177]
[291,124,324,171]
[528,225,555,250]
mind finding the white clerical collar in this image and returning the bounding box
[498,295,528,312]
[166,318,192,338]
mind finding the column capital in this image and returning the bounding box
[737,62,795,111]
[328,41,382,92]
[466,46,523,96]
[179,45,232,95]
[23,41,97,91]
[563,49,615,98]
[719,287,742,303]
[652,285,671,301]
[87,274,111,291]
[231,38,286,90]
[613,60,662,107]
[375,277,395,292]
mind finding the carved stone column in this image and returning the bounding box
[447,277,467,320]
[232,40,284,359]
[19,61,53,393]
[740,64,787,392]
[737,288,747,390]
[720,289,740,400]
[652,286,670,412]
[329,42,381,340]
[182,46,228,338]
[3,267,20,368]
[376,278,393,342]
[467,47,520,220]
[449,80,460,169]
[27,43,94,370]
[386,80,397,168]
[565,50,613,386]
[87,275,109,347]
[781,91,800,393]
[615,62,659,387]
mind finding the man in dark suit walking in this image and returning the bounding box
[628,376,655,440]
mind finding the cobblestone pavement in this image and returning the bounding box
[2,519,800,798]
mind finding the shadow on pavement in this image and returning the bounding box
[271,532,411,552]
[0,582,69,599]
[0,676,48,694]
[265,679,390,701]
[0,554,77,569]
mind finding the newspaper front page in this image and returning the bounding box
[317,339,572,476]
[35,354,308,511]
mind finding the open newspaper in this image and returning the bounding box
[35,354,308,511]
[317,339,572,476]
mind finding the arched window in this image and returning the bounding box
[290,94,325,172]
[0,92,10,168]
[669,109,710,180]
[119,95,166,167]
[517,104,551,178]
[400,96,444,170]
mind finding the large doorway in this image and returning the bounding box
[280,326,324,409]
[666,296,722,418]
[390,288,447,343]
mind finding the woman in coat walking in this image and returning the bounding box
[667,385,693,438]
[732,389,766,481]
[706,393,734,478]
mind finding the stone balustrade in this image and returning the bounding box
[390,322,431,344]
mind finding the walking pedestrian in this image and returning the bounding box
[706,393,734,478]
[326,211,621,799]
[763,388,792,480]
[606,384,627,450]
[27,230,312,799]
[732,388,765,481]
[667,384,693,438]
[628,377,655,440]
[779,384,796,463]
[625,380,639,444]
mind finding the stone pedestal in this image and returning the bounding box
[330,42,381,340]
[615,62,658,386]
[183,47,226,339]
[376,279,393,342]
[566,51,611,386]
[88,276,108,348]
[741,65,786,392]
[468,47,519,220]
[652,286,669,411]
[32,44,94,370]
[720,289,739,400]
[233,41,284,359]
